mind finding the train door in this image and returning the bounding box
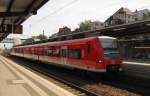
[44,47,49,61]
[60,46,67,65]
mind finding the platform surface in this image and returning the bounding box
[0,55,76,96]
[123,60,150,77]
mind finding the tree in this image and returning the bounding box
[36,34,47,40]
[74,20,93,32]
[147,12,150,20]
[143,12,150,20]
[23,34,47,44]
[74,28,80,32]
[49,33,58,38]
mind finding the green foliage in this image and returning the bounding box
[23,34,47,44]
[143,12,150,20]
[74,28,80,32]
[36,34,47,40]
[49,33,57,38]
[74,20,93,32]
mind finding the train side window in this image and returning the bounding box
[60,49,66,57]
[44,48,49,56]
[51,49,60,57]
[48,49,52,56]
[40,48,44,55]
[68,49,73,58]
[74,49,81,59]
[32,48,35,54]
[39,48,43,55]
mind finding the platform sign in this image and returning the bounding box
[0,24,22,34]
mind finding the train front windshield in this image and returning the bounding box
[99,37,120,59]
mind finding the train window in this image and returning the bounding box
[48,49,52,56]
[31,48,34,54]
[68,49,73,58]
[44,48,49,56]
[48,48,60,57]
[74,49,81,59]
[53,49,60,57]
[38,48,44,55]
[60,49,66,57]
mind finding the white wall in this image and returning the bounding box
[0,43,13,50]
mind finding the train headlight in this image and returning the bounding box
[99,60,103,63]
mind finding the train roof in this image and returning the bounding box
[13,36,116,48]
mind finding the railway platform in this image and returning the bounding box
[0,55,76,96]
[123,60,150,78]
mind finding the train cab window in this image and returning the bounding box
[74,49,81,59]
[68,49,73,58]
[60,49,66,57]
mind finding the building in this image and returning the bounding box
[104,7,150,59]
[134,9,150,21]
[91,21,104,30]
[58,26,71,35]
[105,7,135,27]
[0,38,26,50]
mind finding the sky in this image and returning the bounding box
[8,0,150,38]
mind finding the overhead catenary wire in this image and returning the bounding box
[31,0,150,24]
[28,0,150,36]
[31,0,130,27]
[37,1,150,22]
[31,0,79,26]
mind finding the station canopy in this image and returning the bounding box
[0,0,49,41]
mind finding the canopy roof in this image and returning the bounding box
[0,0,49,41]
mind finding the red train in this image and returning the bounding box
[11,36,122,72]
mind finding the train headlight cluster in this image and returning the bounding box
[99,60,103,63]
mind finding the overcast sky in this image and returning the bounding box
[8,0,150,38]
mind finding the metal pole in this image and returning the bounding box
[43,29,44,36]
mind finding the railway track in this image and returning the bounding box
[6,56,150,96]
[1,55,99,96]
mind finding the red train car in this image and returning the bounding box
[11,36,122,72]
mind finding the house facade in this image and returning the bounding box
[134,9,150,21]
[105,7,135,27]
[58,26,71,35]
